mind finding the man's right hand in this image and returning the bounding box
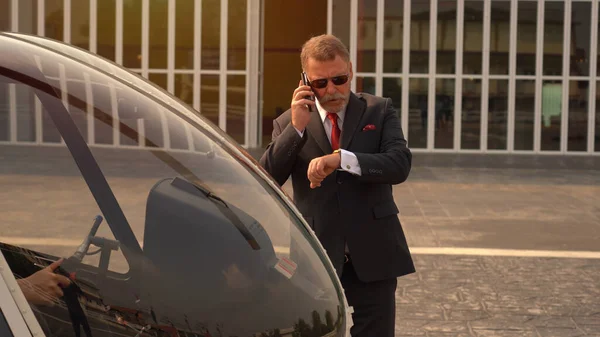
[291,80,316,132]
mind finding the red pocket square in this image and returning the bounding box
[362,124,376,131]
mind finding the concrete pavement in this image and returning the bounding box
[391,161,600,336]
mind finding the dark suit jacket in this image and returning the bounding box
[260,92,415,283]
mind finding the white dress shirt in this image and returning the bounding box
[294,98,362,176]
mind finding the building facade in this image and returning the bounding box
[1,0,599,154]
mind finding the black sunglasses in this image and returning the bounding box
[308,74,350,89]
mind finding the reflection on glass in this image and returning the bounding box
[490,1,510,75]
[123,0,141,68]
[176,0,194,69]
[227,75,246,144]
[15,84,36,142]
[18,0,38,34]
[202,0,220,70]
[596,82,600,151]
[64,66,89,141]
[90,77,114,145]
[0,34,348,335]
[118,114,140,147]
[437,0,457,74]
[228,0,247,70]
[356,77,375,95]
[516,2,536,75]
[410,2,430,73]
[201,75,220,126]
[434,79,454,149]
[37,63,64,143]
[568,81,588,152]
[97,0,116,61]
[0,149,128,273]
[45,0,64,41]
[570,3,591,77]
[408,78,428,148]
[41,101,63,143]
[332,0,351,51]
[543,2,564,76]
[175,73,194,106]
[149,0,168,69]
[541,81,562,151]
[146,75,169,148]
[383,0,403,73]
[0,73,132,269]
[357,0,376,73]
[462,78,481,150]
[463,1,483,74]
[488,80,508,150]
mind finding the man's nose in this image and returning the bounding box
[325,80,337,95]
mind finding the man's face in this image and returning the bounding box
[305,55,353,114]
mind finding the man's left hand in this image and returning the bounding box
[17,258,71,306]
[307,153,341,188]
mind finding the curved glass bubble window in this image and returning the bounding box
[0,33,347,337]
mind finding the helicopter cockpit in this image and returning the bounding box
[0,32,349,337]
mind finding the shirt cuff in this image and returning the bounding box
[294,127,304,138]
[339,149,362,176]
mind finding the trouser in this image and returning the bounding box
[341,255,398,337]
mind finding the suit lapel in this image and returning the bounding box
[306,108,332,155]
[340,93,366,150]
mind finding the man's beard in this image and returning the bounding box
[318,93,349,113]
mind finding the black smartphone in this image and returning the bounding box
[301,72,314,112]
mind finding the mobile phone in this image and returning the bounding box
[301,72,314,112]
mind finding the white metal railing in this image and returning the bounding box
[330,0,599,155]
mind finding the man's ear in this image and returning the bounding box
[348,61,354,81]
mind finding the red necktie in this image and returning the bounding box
[326,112,341,150]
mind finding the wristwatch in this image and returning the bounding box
[333,149,342,169]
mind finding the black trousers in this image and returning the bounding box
[341,257,398,337]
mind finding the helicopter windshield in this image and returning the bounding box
[0,33,347,337]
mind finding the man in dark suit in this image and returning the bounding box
[259,34,414,337]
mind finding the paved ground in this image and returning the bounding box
[2,144,600,336]
[387,157,600,337]
[392,166,600,337]
[394,255,600,337]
